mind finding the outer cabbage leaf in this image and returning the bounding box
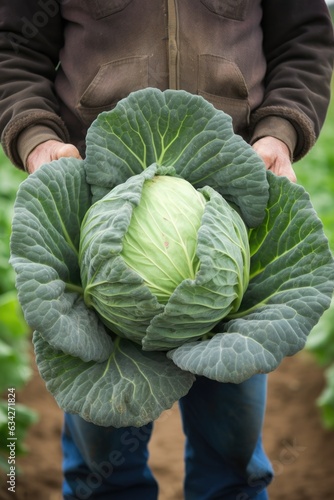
[10,159,113,363]
[33,331,195,428]
[85,88,269,227]
[168,173,334,382]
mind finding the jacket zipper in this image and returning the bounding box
[168,0,178,89]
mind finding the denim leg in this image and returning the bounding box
[179,374,273,500]
[62,413,158,499]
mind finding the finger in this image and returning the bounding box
[54,143,82,160]
[269,163,297,183]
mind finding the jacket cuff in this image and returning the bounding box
[17,125,64,170]
[250,106,316,162]
[250,116,298,161]
[1,109,70,169]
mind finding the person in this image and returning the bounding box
[0,1,333,499]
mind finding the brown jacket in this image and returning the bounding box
[0,0,333,169]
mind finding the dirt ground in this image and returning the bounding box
[1,350,334,500]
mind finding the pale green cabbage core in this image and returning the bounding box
[121,175,206,304]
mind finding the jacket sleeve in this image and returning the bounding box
[250,0,334,161]
[0,0,70,169]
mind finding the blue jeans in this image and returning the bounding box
[62,374,273,499]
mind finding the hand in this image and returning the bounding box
[26,140,82,174]
[252,136,297,183]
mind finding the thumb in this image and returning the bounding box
[26,140,83,173]
[53,143,82,161]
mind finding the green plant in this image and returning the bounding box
[10,89,334,428]
[0,291,37,472]
[0,152,26,294]
[298,77,334,429]
[0,152,36,473]
[307,299,334,428]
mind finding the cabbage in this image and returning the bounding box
[79,167,250,349]
[10,88,334,427]
[120,175,205,303]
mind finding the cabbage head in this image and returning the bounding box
[79,166,250,350]
[10,88,334,428]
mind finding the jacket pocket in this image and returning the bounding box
[200,0,248,20]
[84,0,134,20]
[198,54,250,133]
[77,56,148,126]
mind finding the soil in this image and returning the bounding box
[1,350,334,500]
